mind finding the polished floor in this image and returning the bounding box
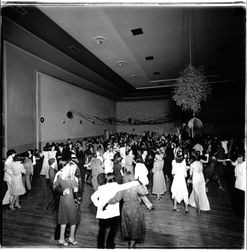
[2,160,245,248]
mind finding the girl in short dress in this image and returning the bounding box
[9,156,26,210]
[2,149,16,205]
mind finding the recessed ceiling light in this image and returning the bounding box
[68,46,79,53]
[131,28,143,36]
[93,36,107,45]
[12,6,28,15]
[145,56,154,61]
[116,61,127,67]
[130,75,138,79]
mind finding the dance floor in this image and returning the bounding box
[2,160,245,248]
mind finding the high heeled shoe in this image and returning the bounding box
[58,240,68,246]
[9,205,16,211]
[67,238,78,245]
[15,203,22,208]
[195,208,201,213]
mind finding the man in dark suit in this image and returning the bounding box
[47,158,64,240]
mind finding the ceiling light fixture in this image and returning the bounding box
[93,36,107,45]
[131,28,143,36]
[12,6,28,15]
[68,46,79,53]
[116,61,127,67]
[130,75,138,79]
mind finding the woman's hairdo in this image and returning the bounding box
[7,149,16,157]
[106,173,116,183]
[123,171,135,183]
[97,173,106,186]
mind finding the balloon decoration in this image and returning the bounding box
[188,117,203,138]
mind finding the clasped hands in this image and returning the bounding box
[63,187,78,195]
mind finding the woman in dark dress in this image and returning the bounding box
[107,172,146,248]
[113,152,123,184]
[54,161,80,246]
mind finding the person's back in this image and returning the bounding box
[23,157,33,175]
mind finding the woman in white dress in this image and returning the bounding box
[189,151,210,212]
[135,157,154,211]
[2,149,16,205]
[103,146,114,174]
[40,146,50,176]
[9,156,26,210]
[152,151,166,200]
[171,149,189,213]
[40,144,57,180]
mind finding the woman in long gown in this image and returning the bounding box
[107,172,146,248]
[23,157,33,191]
[113,152,123,184]
[124,149,135,174]
[40,144,57,179]
[40,146,50,176]
[152,151,166,200]
[189,152,210,212]
[53,161,80,246]
[90,154,104,191]
[171,149,189,213]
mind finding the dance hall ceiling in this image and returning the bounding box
[2,4,245,100]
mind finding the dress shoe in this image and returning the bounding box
[15,203,22,208]
[58,240,68,246]
[9,205,16,211]
[147,206,154,212]
[68,238,78,245]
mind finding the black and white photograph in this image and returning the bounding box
[1,0,246,248]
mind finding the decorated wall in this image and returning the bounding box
[3,41,116,153]
[116,99,177,135]
[38,73,116,149]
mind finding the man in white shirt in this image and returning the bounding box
[135,156,154,212]
[91,173,139,248]
[234,158,246,219]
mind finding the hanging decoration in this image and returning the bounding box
[68,109,175,126]
[172,64,211,116]
[172,10,211,117]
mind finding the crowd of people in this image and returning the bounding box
[2,127,246,248]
